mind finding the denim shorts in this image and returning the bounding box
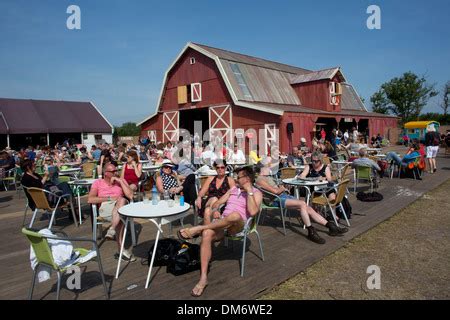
[272,193,296,208]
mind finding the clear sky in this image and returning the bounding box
[1,0,449,125]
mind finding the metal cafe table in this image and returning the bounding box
[116,201,191,289]
[282,177,328,205]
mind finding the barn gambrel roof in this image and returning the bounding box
[138,42,382,125]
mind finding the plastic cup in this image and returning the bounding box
[168,199,174,207]
[143,197,150,204]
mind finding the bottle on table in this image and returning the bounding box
[151,185,158,205]
[179,192,185,206]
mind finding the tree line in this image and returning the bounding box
[370,72,449,124]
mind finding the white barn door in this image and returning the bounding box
[163,111,179,143]
[264,123,277,156]
[209,105,232,145]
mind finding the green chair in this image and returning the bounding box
[255,186,288,235]
[22,227,108,300]
[353,165,377,193]
[1,168,17,191]
[224,210,264,277]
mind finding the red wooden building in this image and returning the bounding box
[139,42,397,154]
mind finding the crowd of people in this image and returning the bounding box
[1,126,446,298]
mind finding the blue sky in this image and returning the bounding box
[1,0,449,125]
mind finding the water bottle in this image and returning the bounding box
[151,185,158,205]
[179,192,185,206]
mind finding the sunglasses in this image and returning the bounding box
[106,170,118,173]
[215,166,225,169]
[312,160,321,163]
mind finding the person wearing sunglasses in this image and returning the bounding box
[256,157,347,244]
[298,151,336,203]
[88,163,135,261]
[177,166,262,297]
[195,160,235,223]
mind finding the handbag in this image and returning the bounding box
[145,238,181,267]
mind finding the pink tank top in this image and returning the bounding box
[222,186,260,222]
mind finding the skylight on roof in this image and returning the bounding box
[230,63,253,100]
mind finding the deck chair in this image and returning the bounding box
[399,156,422,180]
[254,185,289,235]
[81,162,96,179]
[2,168,17,191]
[280,167,296,180]
[353,165,377,193]
[312,179,351,227]
[22,227,108,300]
[24,187,78,229]
[224,209,264,277]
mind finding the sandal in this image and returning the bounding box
[177,228,200,241]
[191,283,208,297]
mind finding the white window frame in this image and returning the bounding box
[191,83,202,102]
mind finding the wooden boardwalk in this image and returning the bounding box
[1,151,449,300]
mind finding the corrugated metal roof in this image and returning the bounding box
[340,83,367,112]
[193,43,312,75]
[221,61,302,105]
[290,68,342,84]
[0,98,113,134]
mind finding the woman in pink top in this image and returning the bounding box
[177,166,262,297]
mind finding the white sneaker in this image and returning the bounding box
[105,228,116,240]
[115,249,136,262]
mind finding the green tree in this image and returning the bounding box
[116,122,141,137]
[370,89,389,114]
[373,72,438,123]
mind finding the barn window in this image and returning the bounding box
[230,63,253,99]
[177,85,188,104]
[94,134,102,140]
[82,133,88,139]
[190,57,196,65]
[191,83,202,102]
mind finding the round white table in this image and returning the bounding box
[68,178,97,224]
[282,178,328,204]
[139,160,151,164]
[116,201,191,289]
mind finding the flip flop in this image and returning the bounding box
[191,283,208,297]
[177,228,199,241]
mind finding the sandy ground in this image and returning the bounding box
[262,179,450,300]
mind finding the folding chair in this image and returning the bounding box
[23,227,108,300]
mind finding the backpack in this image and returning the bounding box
[166,241,200,276]
[433,133,440,146]
[336,196,352,219]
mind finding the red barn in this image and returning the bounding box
[138,42,397,154]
